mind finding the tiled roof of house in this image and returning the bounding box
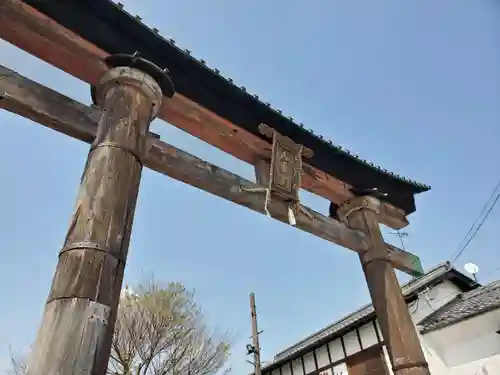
[269,262,477,366]
[419,279,500,334]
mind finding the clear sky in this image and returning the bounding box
[1,0,500,373]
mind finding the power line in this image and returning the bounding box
[449,180,500,264]
[448,178,500,263]
[449,179,500,263]
[452,194,500,264]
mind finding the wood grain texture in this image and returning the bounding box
[254,159,271,186]
[346,346,387,375]
[0,64,423,277]
[26,72,158,374]
[0,0,409,230]
[27,298,110,374]
[340,197,430,375]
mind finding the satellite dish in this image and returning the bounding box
[464,263,479,281]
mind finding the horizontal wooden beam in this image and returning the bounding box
[0,0,409,230]
[0,64,423,276]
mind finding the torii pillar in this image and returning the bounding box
[338,196,430,375]
[27,54,175,374]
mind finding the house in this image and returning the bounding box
[419,278,500,374]
[260,262,500,375]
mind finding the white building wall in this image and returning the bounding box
[451,354,500,375]
[374,280,483,375]
[419,333,451,375]
[263,279,500,375]
[263,321,381,375]
[410,280,462,324]
[377,334,451,375]
[372,280,462,343]
[423,308,500,369]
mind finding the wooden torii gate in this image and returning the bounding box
[0,1,431,374]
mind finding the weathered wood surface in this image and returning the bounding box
[346,346,387,375]
[339,197,430,375]
[0,64,423,276]
[0,0,409,230]
[26,68,161,374]
[254,159,271,186]
[28,298,110,374]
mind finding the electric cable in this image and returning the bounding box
[449,179,500,264]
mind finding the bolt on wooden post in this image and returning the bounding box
[338,196,430,375]
[26,56,174,374]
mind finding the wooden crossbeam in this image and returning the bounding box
[0,0,410,230]
[0,64,423,276]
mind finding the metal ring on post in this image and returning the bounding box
[392,360,429,372]
[91,53,175,121]
[90,141,144,166]
[59,241,110,256]
[359,249,392,266]
[59,241,125,264]
[104,54,175,99]
[92,67,164,121]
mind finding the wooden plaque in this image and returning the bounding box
[259,124,313,202]
[270,133,302,201]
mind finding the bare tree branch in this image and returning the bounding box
[5,351,27,375]
[109,281,231,375]
[8,280,231,375]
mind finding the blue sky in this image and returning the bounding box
[1,0,500,372]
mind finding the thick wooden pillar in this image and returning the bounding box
[27,59,172,374]
[338,196,430,375]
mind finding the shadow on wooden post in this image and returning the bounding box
[26,60,173,374]
[338,196,431,375]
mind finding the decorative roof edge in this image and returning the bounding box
[112,1,430,191]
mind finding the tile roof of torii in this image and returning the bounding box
[21,0,431,215]
[112,0,430,190]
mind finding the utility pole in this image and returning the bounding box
[249,292,262,375]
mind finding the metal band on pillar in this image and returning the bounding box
[337,196,391,266]
[92,52,175,110]
[337,193,430,375]
[393,360,429,372]
[89,53,175,167]
[26,54,175,375]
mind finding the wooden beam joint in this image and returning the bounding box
[0,64,424,277]
[245,124,315,225]
[0,0,411,230]
[337,195,430,375]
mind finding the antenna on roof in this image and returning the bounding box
[388,231,409,251]
[464,263,480,282]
